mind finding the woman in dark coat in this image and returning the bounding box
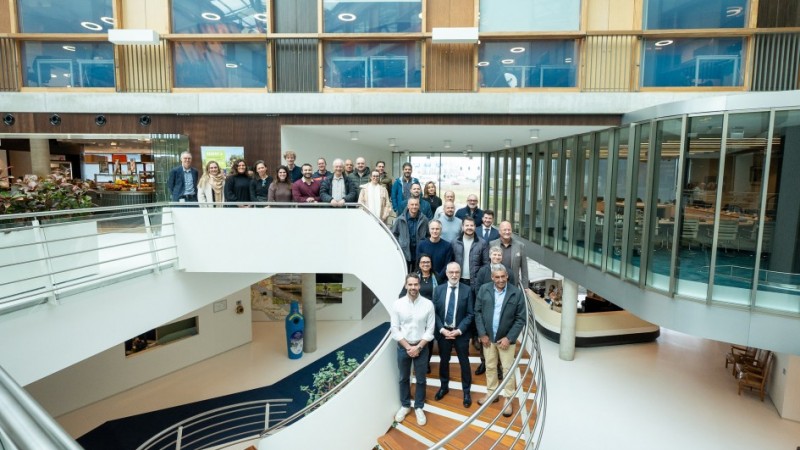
[224,158,252,206]
[250,160,272,203]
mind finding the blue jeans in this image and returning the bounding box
[397,343,428,409]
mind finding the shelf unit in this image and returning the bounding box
[93,161,155,188]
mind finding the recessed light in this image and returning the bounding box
[80,21,103,31]
[726,6,743,17]
[509,47,525,53]
[564,58,573,63]
[62,45,76,52]
[100,16,116,25]
[225,63,239,68]
[501,59,514,65]
[253,13,268,22]
[338,13,357,22]
[477,61,490,67]
[202,12,221,21]
[654,40,674,47]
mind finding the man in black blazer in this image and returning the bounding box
[474,264,526,418]
[433,262,474,408]
[166,151,199,202]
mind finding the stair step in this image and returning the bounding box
[423,385,535,432]
[399,409,526,450]
[377,428,429,450]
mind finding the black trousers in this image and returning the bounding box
[438,334,472,391]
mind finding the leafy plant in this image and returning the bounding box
[300,351,366,406]
[0,172,96,215]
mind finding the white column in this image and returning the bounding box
[29,139,51,177]
[558,277,578,361]
[301,273,317,353]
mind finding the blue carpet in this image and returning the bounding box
[77,322,390,450]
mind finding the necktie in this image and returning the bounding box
[484,228,489,240]
[445,286,456,327]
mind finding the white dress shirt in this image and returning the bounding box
[390,295,435,344]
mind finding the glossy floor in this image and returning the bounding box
[57,307,800,450]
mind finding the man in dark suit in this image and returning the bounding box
[166,151,199,202]
[479,209,501,242]
[433,262,474,408]
[474,264,526,418]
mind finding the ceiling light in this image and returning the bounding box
[225,63,239,68]
[338,13,357,22]
[466,145,473,152]
[201,12,221,21]
[726,6,743,17]
[564,58,573,63]
[388,138,397,147]
[504,139,512,148]
[100,16,115,25]
[62,45,76,52]
[654,40,673,47]
[350,131,359,141]
[444,140,451,149]
[253,13,268,22]
[501,59,514,65]
[80,21,103,31]
[530,129,539,139]
[477,61,489,67]
[509,47,525,53]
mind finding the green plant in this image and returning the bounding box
[0,173,96,214]
[300,351,365,406]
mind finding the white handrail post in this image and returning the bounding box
[142,208,161,273]
[175,425,183,450]
[31,219,57,305]
[264,402,271,430]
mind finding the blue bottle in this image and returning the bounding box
[285,301,304,359]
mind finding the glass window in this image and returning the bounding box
[544,140,561,249]
[17,0,113,33]
[324,41,421,88]
[607,127,629,274]
[532,145,546,244]
[324,0,421,33]
[173,42,267,88]
[625,124,651,282]
[644,0,748,29]
[479,0,580,31]
[478,41,577,88]
[558,138,575,254]
[641,38,745,87]
[172,0,267,34]
[21,42,114,88]
[572,135,592,261]
[588,131,610,267]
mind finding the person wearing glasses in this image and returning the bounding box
[224,159,253,207]
[358,170,392,223]
[456,194,484,225]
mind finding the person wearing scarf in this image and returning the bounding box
[198,160,225,207]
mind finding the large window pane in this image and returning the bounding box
[625,124,651,282]
[18,0,113,33]
[544,140,561,249]
[756,110,800,314]
[676,115,723,299]
[479,0,580,31]
[641,38,745,87]
[172,0,267,33]
[324,0,421,33]
[711,112,769,306]
[478,41,577,88]
[644,0,748,29]
[572,135,592,261]
[558,137,575,254]
[22,42,114,88]
[588,131,610,267]
[324,41,421,88]
[533,145,546,243]
[607,128,629,274]
[173,42,267,88]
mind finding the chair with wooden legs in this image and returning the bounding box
[737,352,774,401]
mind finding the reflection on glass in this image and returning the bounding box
[533,145,546,243]
[521,148,533,239]
[22,42,114,88]
[478,41,577,88]
[544,141,561,249]
[646,119,681,291]
[479,0,580,31]
[589,131,609,267]
[513,150,523,234]
[641,38,745,87]
[173,42,267,88]
[324,0,421,33]
[676,115,723,298]
[18,0,113,33]
[644,0,748,29]
[607,127,629,274]
[572,135,592,261]
[324,42,421,88]
[625,124,650,281]
[755,110,799,313]
[558,138,575,254]
[172,0,267,33]
[498,151,508,221]
[409,154,483,211]
[711,112,769,305]
[488,155,496,211]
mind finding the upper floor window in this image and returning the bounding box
[323,41,421,88]
[644,0,748,29]
[641,37,745,87]
[324,0,422,33]
[21,42,115,88]
[17,0,113,33]
[173,42,267,88]
[172,0,267,34]
[478,40,577,88]
[479,0,580,32]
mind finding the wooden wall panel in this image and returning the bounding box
[586,0,639,31]
[427,0,475,30]
[426,43,474,92]
[0,0,11,33]
[121,0,169,32]
[118,42,170,92]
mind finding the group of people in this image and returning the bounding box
[167,149,531,426]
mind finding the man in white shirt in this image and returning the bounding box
[391,273,435,426]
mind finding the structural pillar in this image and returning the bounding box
[29,139,51,178]
[558,277,578,361]
[301,273,317,353]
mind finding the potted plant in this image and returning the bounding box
[0,172,95,215]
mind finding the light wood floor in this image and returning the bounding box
[57,306,800,450]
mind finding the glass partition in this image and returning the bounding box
[625,123,651,282]
[644,0,748,29]
[499,151,508,221]
[18,0,113,33]
[607,127,629,274]
[22,42,115,88]
[588,131,610,267]
[512,148,523,234]
[173,42,267,88]
[544,140,561,249]
[479,0,580,31]
[572,134,592,261]
[324,0,421,33]
[478,40,577,88]
[323,41,421,88]
[532,144,546,243]
[172,0,267,33]
[521,146,533,239]
[557,138,575,254]
[641,38,745,87]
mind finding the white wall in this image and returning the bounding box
[26,288,253,418]
[769,353,800,422]
[281,126,393,172]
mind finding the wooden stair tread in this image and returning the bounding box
[423,385,535,430]
[400,409,526,450]
[378,428,429,450]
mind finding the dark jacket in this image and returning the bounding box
[478,226,500,242]
[224,173,252,203]
[398,197,433,219]
[433,282,474,339]
[391,176,420,213]
[250,176,273,202]
[348,169,371,188]
[452,234,489,282]
[473,264,516,296]
[474,282,526,343]
[166,165,198,201]
[320,175,358,203]
[456,206,484,226]
[392,211,429,262]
